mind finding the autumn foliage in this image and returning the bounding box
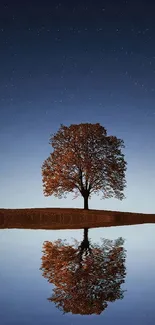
[42,123,127,209]
[40,232,126,315]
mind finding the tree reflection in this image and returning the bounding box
[40,228,126,315]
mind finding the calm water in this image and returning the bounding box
[0,224,155,324]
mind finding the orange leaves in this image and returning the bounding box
[42,123,127,202]
[40,235,126,315]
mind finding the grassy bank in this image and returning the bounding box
[0,208,155,230]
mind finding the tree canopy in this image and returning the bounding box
[40,232,126,315]
[42,123,127,209]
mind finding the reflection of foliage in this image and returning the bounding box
[40,234,126,315]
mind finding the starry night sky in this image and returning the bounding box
[0,0,155,212]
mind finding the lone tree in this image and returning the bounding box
[42,123,127,209]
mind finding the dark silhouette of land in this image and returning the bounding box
[0,208,155,230]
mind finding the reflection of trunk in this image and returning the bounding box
[84,228,89,245]
[84,196,89,210]
[79,228,91,261]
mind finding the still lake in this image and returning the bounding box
[0,223,155,324]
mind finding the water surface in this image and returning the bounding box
[0,224,155,324]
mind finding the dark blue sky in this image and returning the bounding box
[0,0,155,212]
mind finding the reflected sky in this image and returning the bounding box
[0,224,155,324]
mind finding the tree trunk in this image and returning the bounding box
[84,196,89,210]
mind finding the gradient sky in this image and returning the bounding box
[0,0,155,212]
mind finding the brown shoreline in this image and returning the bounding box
[0,208,155,230]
